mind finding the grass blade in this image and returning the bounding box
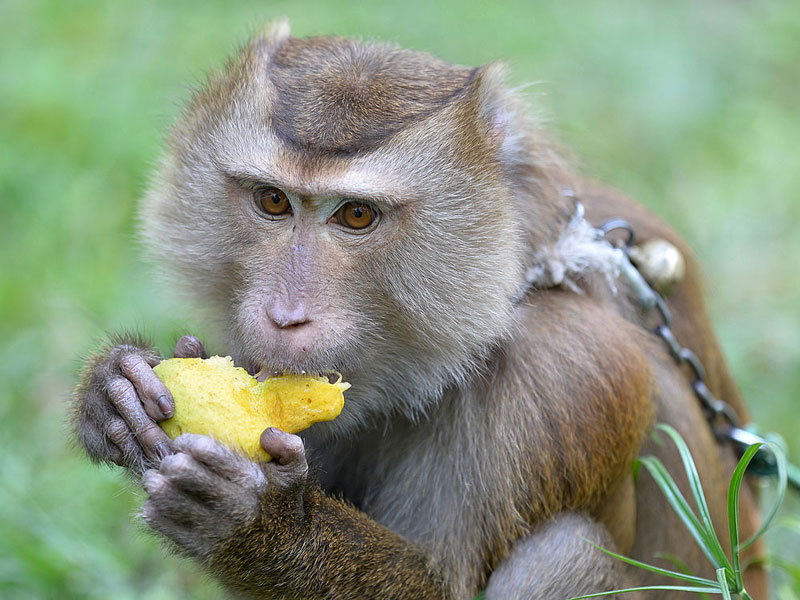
[716,568,732,600]
[739,441,787,550]
[585,541,718,587]
[655,553,715,600]
[726,443,761,591]
[655,424,731,571]
[638,455,723,569]
[570,585,722,599]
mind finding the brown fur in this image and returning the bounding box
[73,21,765,599]
[268,36,479,155]
[210,482,447,598]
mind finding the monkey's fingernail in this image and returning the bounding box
[157,395,174,418]
[156,442,173,460]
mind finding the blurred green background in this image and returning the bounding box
[1,0,798,597]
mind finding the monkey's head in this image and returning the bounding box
[142,21,570,433]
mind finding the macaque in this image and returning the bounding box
[72,21,765,599]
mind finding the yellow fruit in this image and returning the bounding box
[153,356,349,461]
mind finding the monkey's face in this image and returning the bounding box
[142,33,529,429]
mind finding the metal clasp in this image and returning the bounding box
[719,425,780,477]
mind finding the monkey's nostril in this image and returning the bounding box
[267,304,311,329]
[281,318,310,329]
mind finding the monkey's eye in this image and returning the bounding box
[334,202,377,230]
[254,187,291,217]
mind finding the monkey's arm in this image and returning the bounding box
[213,484,446,599]
[142,431,448,600]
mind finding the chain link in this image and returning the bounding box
[596,214,743,434]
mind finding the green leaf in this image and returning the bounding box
[632,458,643,483]
[585,541,718,587]
[570,585,722,599]
[654,424,731,571]
[726,443,761,592]
[638,455,724,569]
[716,568,732,600]
[654,553,715,600]
[738,441,787,550]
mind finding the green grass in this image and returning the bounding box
[1,0,799,597]
[572,425,788,599]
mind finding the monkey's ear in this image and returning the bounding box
[252,18,292,55]
[466,63,521,155]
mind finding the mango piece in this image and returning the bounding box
[153,356,348,461]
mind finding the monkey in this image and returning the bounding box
[71,20,766,599]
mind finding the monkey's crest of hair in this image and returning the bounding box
[140,20,577,434]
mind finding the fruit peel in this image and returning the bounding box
[154,356,348,461]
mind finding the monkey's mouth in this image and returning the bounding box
[251,365,345,385]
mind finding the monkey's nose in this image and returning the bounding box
[267,304,311,329]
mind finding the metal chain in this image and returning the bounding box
[592,207,790,480]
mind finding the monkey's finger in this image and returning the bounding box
[158,451,232,502]
[142,469,212,527]
[78,393,130,466]
[173,335,207,359]
[103,415,142,467]
[260,428,308,474]
[103,441,124,465]
[140,491,217,562]
[173,434,266,487]
[105,376,173,463]
[119,353,174,421]
[142,468,168,496]
[141,504,199,556]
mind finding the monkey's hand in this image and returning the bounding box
[140,429,302,563]
[143,431,447,599]
[72,334,207,474]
